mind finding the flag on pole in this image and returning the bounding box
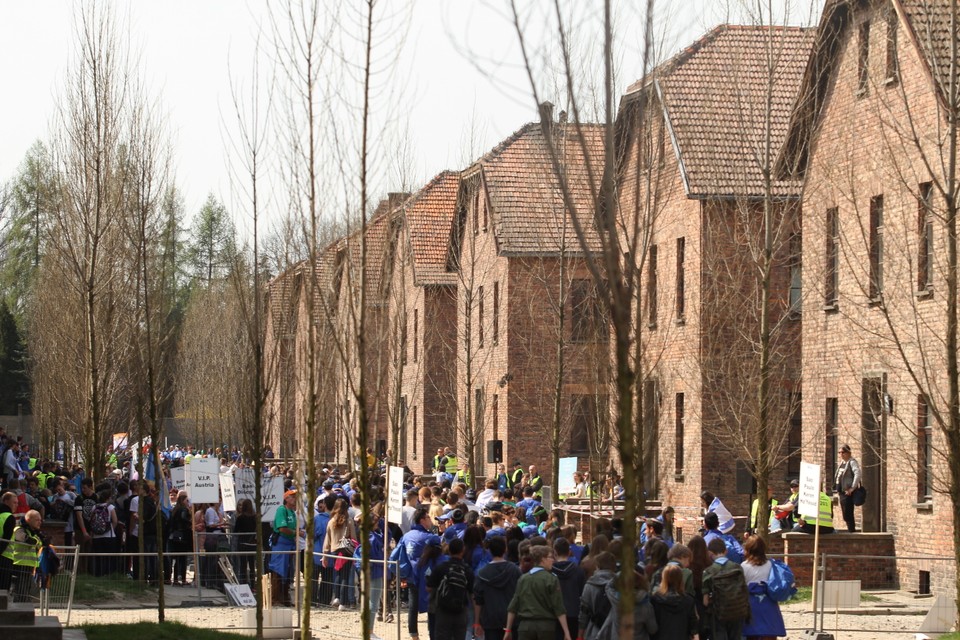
[145,448,172,514]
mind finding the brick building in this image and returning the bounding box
[779,0,958,592]
[445,115,608,484]
[616,25,813,520]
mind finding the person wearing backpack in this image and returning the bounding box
[702,537,750,640]
[474,535,522,640]
[578,551,617,640]
[90,489,119,577]
[426,537,474,640]
[740,536,785,640]
[505,544,572,640]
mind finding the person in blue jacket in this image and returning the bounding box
[440,508,468,542]
[702,511,744,564]
[391,507,441,640]
[355,503,393,630]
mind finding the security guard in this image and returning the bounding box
[510,461,524,487]
[432,448,444,474]
[3,509,43,602]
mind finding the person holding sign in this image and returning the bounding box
[268,490,302,607]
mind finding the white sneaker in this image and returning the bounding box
[331,598,340,607]
[371,634,384,640]
[338,604,347,612]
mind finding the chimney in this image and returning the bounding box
[559,110,568,125]
[539,101,555,137]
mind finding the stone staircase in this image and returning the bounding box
[0,589,72,640]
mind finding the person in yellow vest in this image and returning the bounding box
[432,448,445,474]
[4,509,43,602]
[510,461,524,487]
[749,486,780,534]
[528,464,544,499]
[0,492,18,590]
[440,447,459,475]
[36,463,56,492]
[794,487,835,534]
[455,462,472,488]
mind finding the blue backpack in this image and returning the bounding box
[765,558,797,602]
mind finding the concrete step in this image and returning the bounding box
[0,605,34,624]
[0,615,62,640]
[0,589,9,610]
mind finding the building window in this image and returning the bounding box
[401,314,408,365]
[493,281,500,345]
[870,195,884,300]
[482,191,488,232]
[473,190,480,235]
[413,406,418,458]
[474,388,485,434]
[789,232,802,315]
[400,396,409,461]
[478,285,484,348]
[675,393,684,476]
[465,298,471,347]
[825,397,838,487]
[918,395,933,502]
[571,279,607,342]
[676,237,686,322]
[825,207,839,308]
[858,19,871,94]
[648,244,658,327]
[643,379,660,496]
[569,396,593,455]
[886,7,899,84]
[413,309,419,362]
[918,182,934,292]
[788,393,802,476]
[492,394,499,440]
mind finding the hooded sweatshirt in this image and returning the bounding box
[474,560,522,629]
[651,590,698,640]
[552,559,586,621]
[579,568,616,640]
[597,582,658,640]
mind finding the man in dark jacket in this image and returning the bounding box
[551,538,585,640]
[578,551,617,640]
[427,537,475,640]
[474,535,522,640]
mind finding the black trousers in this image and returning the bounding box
[839,493,856,531]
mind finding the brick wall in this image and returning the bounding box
[783,532,895,588]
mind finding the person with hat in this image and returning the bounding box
[834,444,862,532]
[510,461,524,489]
[268,489,303,606]
[441,508,468,543]
[774,479,801,529]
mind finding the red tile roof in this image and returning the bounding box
[401,171,459,285]
[628,24,814,198]
[474,121,605,255]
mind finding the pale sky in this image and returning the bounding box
[0,1,819,238]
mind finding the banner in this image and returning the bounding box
[260,476,285,522]
[387,466,404,524]
[170,466,186,492]
[798,461,822,519]
[234,468,256,502]
[557,457,578,496]
[187,457,221,504]
[220,473,237,512]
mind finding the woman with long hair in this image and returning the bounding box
[651,564,698,639]
[232,498,257,587]
[741,535,786,640]
[687,534,711,638]
[168,491,193,586]
[322,497,357,609]
[579,534,609,579]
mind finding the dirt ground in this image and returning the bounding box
[56,586,953,639]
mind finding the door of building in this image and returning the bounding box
[860,377,885,532]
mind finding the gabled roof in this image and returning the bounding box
[401,171,459,286]
[779,0,958,177]
[626,24,814,198]
[458,120,605,257]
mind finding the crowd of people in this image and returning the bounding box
[0,432,866,638]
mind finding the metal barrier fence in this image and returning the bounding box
[53,548,404,638]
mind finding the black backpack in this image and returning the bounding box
[710,562,750,622]
[437,561,469,612]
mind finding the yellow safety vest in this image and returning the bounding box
[456,470,472,486]
[815,492,834,528]
[2,525,40,568]
[444,455,459,474]
[750,498,779,530]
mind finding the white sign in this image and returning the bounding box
[220,473,237,512]
[260,476,285,522]
[798,461,821,519]
[558,457,578,496]
[234,468,256,502]
[387,466,404,524]
[170,466,186,492]
[187,457,221,504]
[224,583,257,607]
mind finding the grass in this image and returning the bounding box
[83,622,250,640]
[72,573,154,603]
[788,586,880,604]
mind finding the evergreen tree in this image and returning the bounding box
[0,301,28,414]
[187,193,236,289]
